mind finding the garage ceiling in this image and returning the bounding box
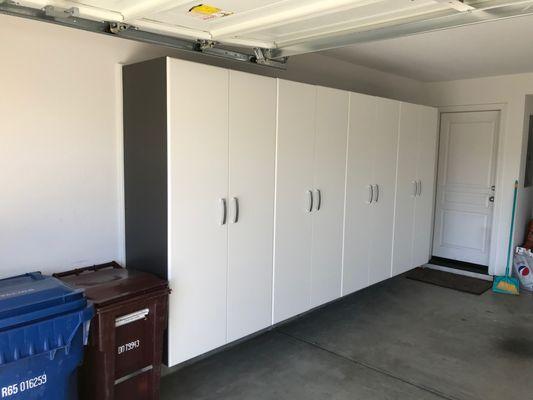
[7,0,458,49]
[10,0,533,57]
[323,13,533,81]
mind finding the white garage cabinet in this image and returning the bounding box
[123,57,438,367]
[273,81,349,324]
[392,103,439,277]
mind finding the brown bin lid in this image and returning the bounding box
[54,262,168,307]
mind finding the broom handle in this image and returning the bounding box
[505,180,519,277]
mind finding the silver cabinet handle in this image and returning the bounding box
[417,180,422,196]
[373,184,379,203]
[231,197,239,223]
[307,190,314,212]
[412,181,418,197]
[367,185,374,204]
[315,189,322,211]
[220,198,227,225]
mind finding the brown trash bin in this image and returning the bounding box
[54,262,170,400]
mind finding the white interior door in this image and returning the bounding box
[310,87,349,307]
[369,98,400,285]
[167,59,229,365]
[342,93,376,295]
[227,71,276,342]
[432,111,500,265]
[273,80,316,324]
[392,103,418,276]
[412,106,438,267]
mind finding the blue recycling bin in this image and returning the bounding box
[0,272,93,400]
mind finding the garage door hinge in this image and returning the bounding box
[198,40,216,51]
[254,48,288,68]
[109,22,130,34]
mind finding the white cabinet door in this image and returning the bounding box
[273,80,316,324]
[310,87,349,307]
[412,106,438,267]
[167,59,229,365]
[392,103,418,276]
[369,98,400,285]
[227,71,276,342]
[342,93,376,295]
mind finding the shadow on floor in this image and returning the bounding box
[161,275,533,400]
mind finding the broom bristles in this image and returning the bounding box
[493,277,520,295]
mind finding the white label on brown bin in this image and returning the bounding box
[117,340,141,355]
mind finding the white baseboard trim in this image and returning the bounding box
[424,264,494,282]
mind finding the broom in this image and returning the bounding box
[492,180,520,295]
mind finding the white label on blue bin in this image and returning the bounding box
[117,339,140,355]
[1,374,47,397]
[0,288,35,300]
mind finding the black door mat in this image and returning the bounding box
[406,267,492,295]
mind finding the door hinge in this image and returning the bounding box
[253,48,288,69]
[109,22,131,34]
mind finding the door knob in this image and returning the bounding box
[489,196,495,203]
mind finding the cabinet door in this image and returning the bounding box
[369,98,400,285]
[392,103,418,276]
[412,106,438,267]
[167,59,229,365]
[310,87,349,307]
[227,71,276,342]
[273,80,316,323]
[342,93,376,295]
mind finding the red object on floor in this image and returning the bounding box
[523,220,533,249]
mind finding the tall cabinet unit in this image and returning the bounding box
[343,93,400,295]
[310,87,350,308]
[392,103,438,276]
[342,93,376,295]
[123,58,276,367]
[273,81,349,323]
[392,103,418,277]
[369,98,401,285]
[273,80,316,324]
[227,71,277,342]
[412,106,439,267]
[167,59,229,365]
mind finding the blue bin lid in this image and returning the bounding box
[0,272,87,331]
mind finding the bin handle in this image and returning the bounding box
[53,261,122,278]
[115,308,149,327]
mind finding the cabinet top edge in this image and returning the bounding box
[124,56,436,110]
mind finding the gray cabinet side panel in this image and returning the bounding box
[123,58,168,279]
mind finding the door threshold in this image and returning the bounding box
[425,264,493,282]
[430,256,488,275]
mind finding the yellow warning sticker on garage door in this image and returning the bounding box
[189,4,233,20]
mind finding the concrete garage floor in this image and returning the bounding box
[161,274,533,400]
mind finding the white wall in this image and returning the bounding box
[424,74,533,275]
[0,13,425,278]
[284,53,426,103]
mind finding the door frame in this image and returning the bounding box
[431,103,507,276]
